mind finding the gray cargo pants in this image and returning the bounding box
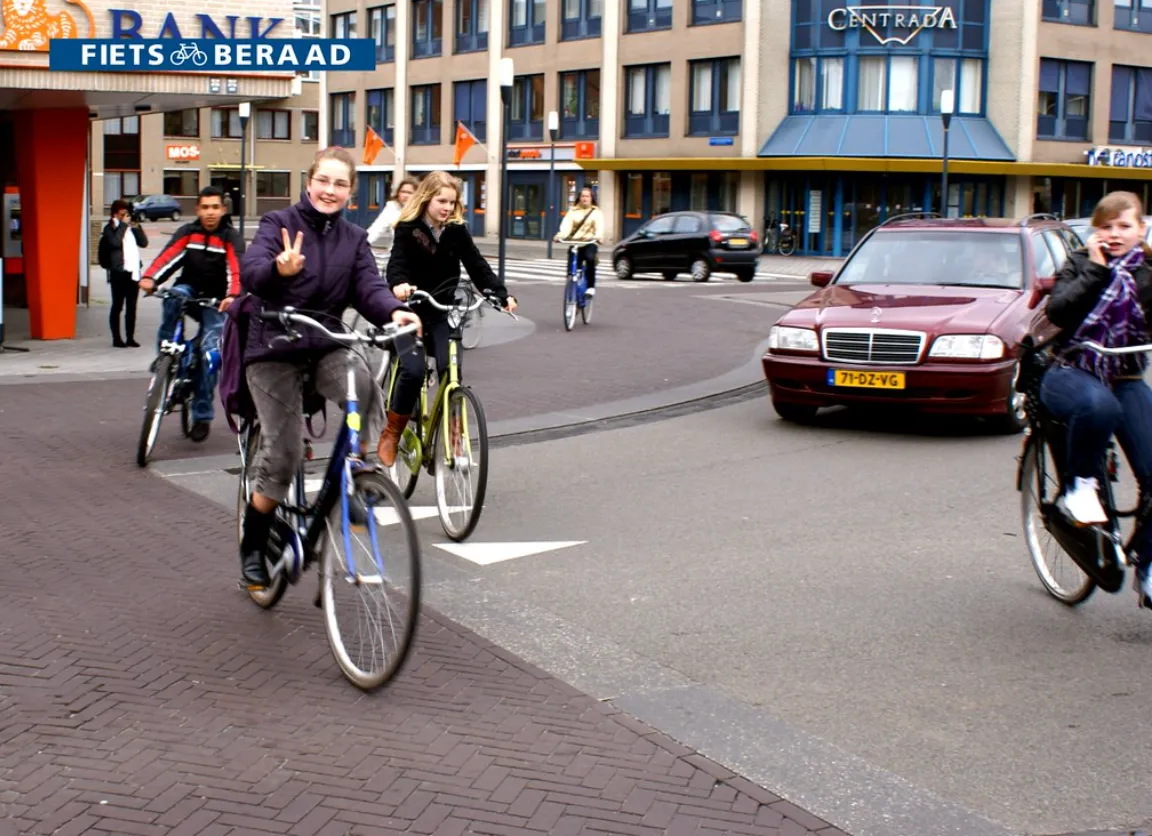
[245,348,383,503]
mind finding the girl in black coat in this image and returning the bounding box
[377,171,518,466]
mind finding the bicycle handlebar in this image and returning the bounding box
[149,288,221,308]
[1077,340,1152,356]
[259,307,421,348]
[408,288,518,320]
[555,239,597,247]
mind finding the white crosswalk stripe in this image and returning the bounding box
[494,257,801,286]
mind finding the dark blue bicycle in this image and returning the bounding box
[136,289,219,467]
[560,239,594,331]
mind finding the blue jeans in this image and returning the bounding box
[1040,364,1152,566]
[157,284,224,423]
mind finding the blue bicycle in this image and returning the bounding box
[560,239,595,331]
[136,289,219,467]
[236,308,423,691]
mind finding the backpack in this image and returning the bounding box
[218,294,327,438]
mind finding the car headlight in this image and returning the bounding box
[929,334,1005,359]
[769,325,818,352]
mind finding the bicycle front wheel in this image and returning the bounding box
[434,386,489,541]
[563,275,577,331]
[320,470,421,691]
[778,237,796,256]
[137,356,174,467]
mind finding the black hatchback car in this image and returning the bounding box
[127,194,183,222]
[612,210,760,282]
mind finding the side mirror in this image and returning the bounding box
[1027,275,1056,310]
[810,270,834,288]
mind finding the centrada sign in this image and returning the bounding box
[827,5,958,46]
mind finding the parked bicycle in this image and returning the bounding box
[236,308,423,691]
[764,222,796,256]
[1018,339,1152,606]
[558,239,594,331]
[136,289,219,467]
[381,284,515,540]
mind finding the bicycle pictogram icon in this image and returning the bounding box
[170,42,207,67]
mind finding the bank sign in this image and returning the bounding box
[49,38,374,72]
[1085,146,1152,168]
[827,5,958,46]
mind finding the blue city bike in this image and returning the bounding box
[136,288,220,467]
[559,240,595,331]
[236,308,423,691]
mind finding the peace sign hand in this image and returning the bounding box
[276,228,306,277]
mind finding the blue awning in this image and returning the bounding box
[757,115,1015,161]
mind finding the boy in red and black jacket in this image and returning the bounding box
[138,185,242,442]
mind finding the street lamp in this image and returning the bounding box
[939,89,954,218]
[497,57,514,287]
[238,101,251,240]
[546,109,559,260]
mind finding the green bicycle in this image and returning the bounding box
[382,285,514,540]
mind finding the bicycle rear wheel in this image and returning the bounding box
[1020,435,1097,605]
[581,287,594,325]
[381,359,421,498]
[778,237,795,256]
[320,470,421,691]
[434,386,489,541]
[563,275,577,331]
[137,355,174,467]
[237,423,289,609]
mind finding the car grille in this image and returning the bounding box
[822,329,924,364]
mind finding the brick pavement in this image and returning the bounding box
[0,380,847,834]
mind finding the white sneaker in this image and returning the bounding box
[1059,476,1109,525]
[584,287,596,296]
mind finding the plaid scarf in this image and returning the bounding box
[1069,245,1149,384]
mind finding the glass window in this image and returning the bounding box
[888,56,917,112]
[162,169,198,196]
[858,56,886,111]
[653,172,672,214]
[838,232,1024,289]
[821,58,844,110]
[794,57,816,111]
[625,173,643,218]
[692,63,712,111]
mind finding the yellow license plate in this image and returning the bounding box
[729,238,748,247]
[828,369,906,389]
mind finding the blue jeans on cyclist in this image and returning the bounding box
[377,317,450,467]
[157,283,225,431]
[1040,364,1152,569]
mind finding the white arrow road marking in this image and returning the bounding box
[433,541,588,566]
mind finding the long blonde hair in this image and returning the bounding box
[397,170,466,226]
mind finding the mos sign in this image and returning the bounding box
[166,144,200,161]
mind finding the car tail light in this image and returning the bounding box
[749,230,758,243]
[709,229,723,243]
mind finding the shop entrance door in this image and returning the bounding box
[509,180,544,239]
[211,172,242,217]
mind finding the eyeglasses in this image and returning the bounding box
[311,175,352,192]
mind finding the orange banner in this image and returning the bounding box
[453,122,477,167]
[363,127,385,165]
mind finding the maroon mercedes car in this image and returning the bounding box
[762,214,1079,433]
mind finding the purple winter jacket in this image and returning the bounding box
[240,196,409,364]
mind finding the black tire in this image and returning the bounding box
[434,386,489,541]
[137,355,174,467]
[581,293,593,325]
[237,424,289,610]
[773,400,819,423]
[320,470,421,691]
[615,256,633,280]
[563,274,577,331]
[171,210,181,222]
[988,361,1029,435]
[690,258,711,282]
[662,271,678,282]
[734,268,755,283]
[778,237,796,256]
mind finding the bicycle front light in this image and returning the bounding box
[768,326,818,352]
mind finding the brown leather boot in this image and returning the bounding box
[376,411,410,467]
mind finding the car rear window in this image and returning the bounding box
[712,214,750,233]
[836,231,1025,289]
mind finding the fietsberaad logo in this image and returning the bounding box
[48,38,375,71]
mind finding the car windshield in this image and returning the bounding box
[836,231,1025,289]
[713,215,750,233]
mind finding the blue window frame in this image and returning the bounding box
[1043,0,1094,24]
[791,56,845,113]
[366,88,394,145]
[368,5,394,62]
[411,84,441,145]
[559,69,599,138]
[562,0,602,40]
[509,74,544,140]
[692,0,741,25]
[510,0,545,46]
[623,63,671,137]
[688,57,740,135]
[456,0,488,52]
[1110,65,1152,143]
[627,0,672,33]
[330,11,355,38]
[453,79,488,142]
[329,92,355,147]
[412,0,442,58]
[1115,0,1152,33]
[1038,58,1092,140]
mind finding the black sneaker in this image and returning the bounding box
[240,547,270,589]
[189,421,211,443]
[239,503,274,589]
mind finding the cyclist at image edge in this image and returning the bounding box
[1041,190,1152,606]
[138,185,240,443]
[235,146,421,590]
[553,187,604,295]
[380,170,517,468]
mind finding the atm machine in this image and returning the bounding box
[0,187,28,351]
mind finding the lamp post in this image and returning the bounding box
[546,110,559,260]
[238,101,251,240]
[939,89,954,218]
[497,57,514,287]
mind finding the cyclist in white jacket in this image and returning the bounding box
[366,176,419,271]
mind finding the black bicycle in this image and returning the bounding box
[1017,339,1152,605]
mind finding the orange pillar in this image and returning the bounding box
[13,108,88,340]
